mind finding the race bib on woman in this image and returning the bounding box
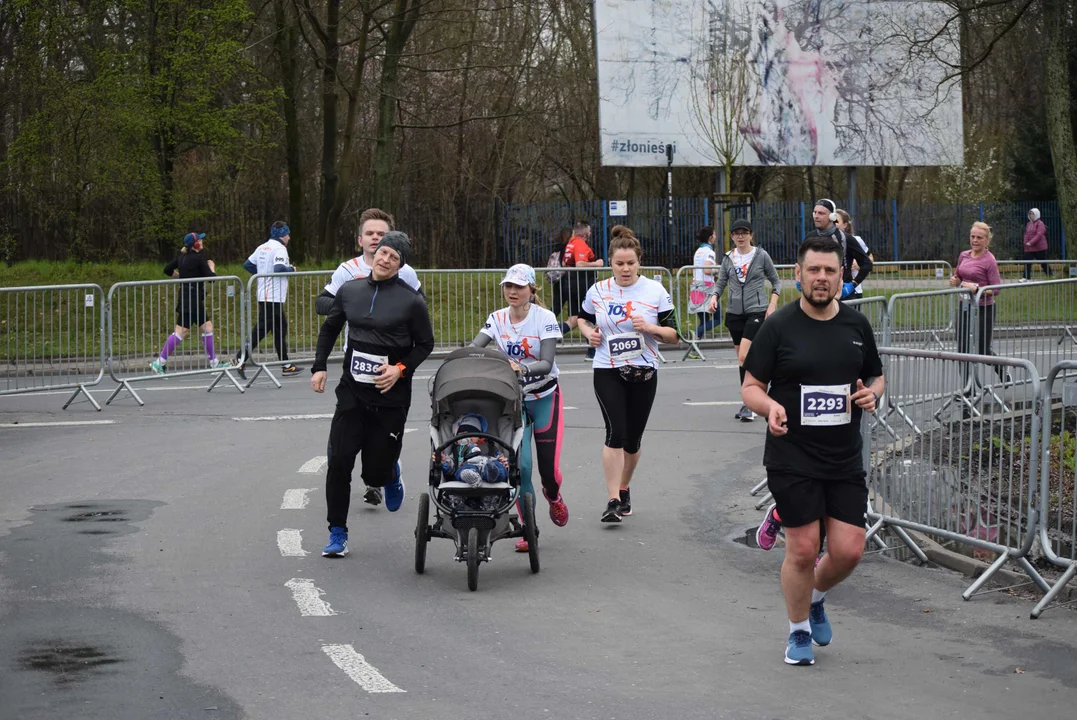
[800,384,851,426]
[607,332,644,361]
[350,351,388,384]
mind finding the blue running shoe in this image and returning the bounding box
[809,601,832,646]
[784,630,814,666]
[384,461,405,512]
[322,527,348,557]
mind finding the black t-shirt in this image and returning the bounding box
[164,251,215,310]
[743,300,883,478]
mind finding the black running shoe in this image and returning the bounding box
[281,364,301,376]
[619,488,632,516]
[601,498,623,523]
[236,362,247,380]
[363,486,382,506]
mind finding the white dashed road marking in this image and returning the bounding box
[683,401,743,407]
[322,644,406,694]
[234,413,334,422]
[277,530,308,557]
[285,578,337,616]
[0,420,117,428]
[298,457,327,474]
[281,489,318,509]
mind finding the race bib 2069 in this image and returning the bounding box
[800,384,851,427]
[607,332,644,361]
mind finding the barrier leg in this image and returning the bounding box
[1030,563,1077,619]
[864,516,886,546]
[62,384,102,412]
[243,362,282,390]
[753,491,773,511]
[749,478,768,497]
[681,334,706,362]
[206,368,245,394]
[961,551,1010,600]
[890,525,930,563]
[1013,555,1052,594]
[106,380,144,407]
[1057,326,1077,346]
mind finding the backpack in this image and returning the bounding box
[546,249,565,283]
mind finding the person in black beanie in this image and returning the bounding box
[802,199,873,300]
[310,230,435,558]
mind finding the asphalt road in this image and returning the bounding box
[1,350,1076,720]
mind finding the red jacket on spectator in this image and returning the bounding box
[1023,209,1048,252]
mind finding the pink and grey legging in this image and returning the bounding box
[519,384,564,504]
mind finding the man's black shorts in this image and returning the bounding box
[765,471,868,528]
[725,312,766,345]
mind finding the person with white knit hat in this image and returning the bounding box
[1021,208,1051,281]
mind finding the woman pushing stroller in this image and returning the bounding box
[471,264,569,552]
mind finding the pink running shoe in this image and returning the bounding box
[755,504,783,551]
[548,494,569,527]
[515,538,529,553]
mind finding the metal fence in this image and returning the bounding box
[1033,361,1077,617]
[866,348,1050,600]
[0,283,107,410]
[242,271,347,389]
[972,278,1077,383]
[105,277,247,406]
[499,199,1067,266]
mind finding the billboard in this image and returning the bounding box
[595,0,964,167]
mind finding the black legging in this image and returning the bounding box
[593,368,658,453]
[957,302,1005,380]
[245,301,289,361]
[1023,250,1052,279]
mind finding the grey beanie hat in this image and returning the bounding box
[378,230,412,267]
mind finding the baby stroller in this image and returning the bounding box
[414,346,539,590]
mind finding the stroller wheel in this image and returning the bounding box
[522,493,540,574]
[414,493,430,574]
[466,527,480,591]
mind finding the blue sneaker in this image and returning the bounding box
[322,527,348,557]
[784,630,815,666]
[809,601,832,646]
[384,461,405,512]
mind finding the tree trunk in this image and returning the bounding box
[317,0,342,257]
[274,0,305,261]
[1043,0,1077,257]
[373,0,421,210]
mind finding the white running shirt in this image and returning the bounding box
[853,235,870,293]
[692,244,717,285]
[479,305,562,399]
[582,276,674,369]
[324,255,422,295]
[249,239,291,302]
[731,247,757,285]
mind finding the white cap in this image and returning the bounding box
[500,263,536,286]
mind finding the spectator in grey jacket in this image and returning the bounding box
[707,219,782,421]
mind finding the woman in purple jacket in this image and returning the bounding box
[1021,208,1051,281]
[949,222,1007,380]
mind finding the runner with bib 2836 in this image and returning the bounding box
[741,236,885,667]
[578,226,678,524]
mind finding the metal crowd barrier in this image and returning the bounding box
[886,288,972,351]
[1032,361,1077,618]
[242,271,346,389]
[971,278,1077,383]
[672,264,735,359]
[997,260,1077,283]
[105,277,247,406]
[866,348,1050,602]
[0,284,107,410]
[771,260,952,302]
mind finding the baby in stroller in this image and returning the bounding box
[438,413,509,487]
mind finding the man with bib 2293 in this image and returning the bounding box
[310,232,434,559]
[741,237,884,667]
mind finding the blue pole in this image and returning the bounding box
[799,201,805,239]
[892,199,899,261]
[979,202,984,221]
[602,200,609,262]
[704,197,709,227]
